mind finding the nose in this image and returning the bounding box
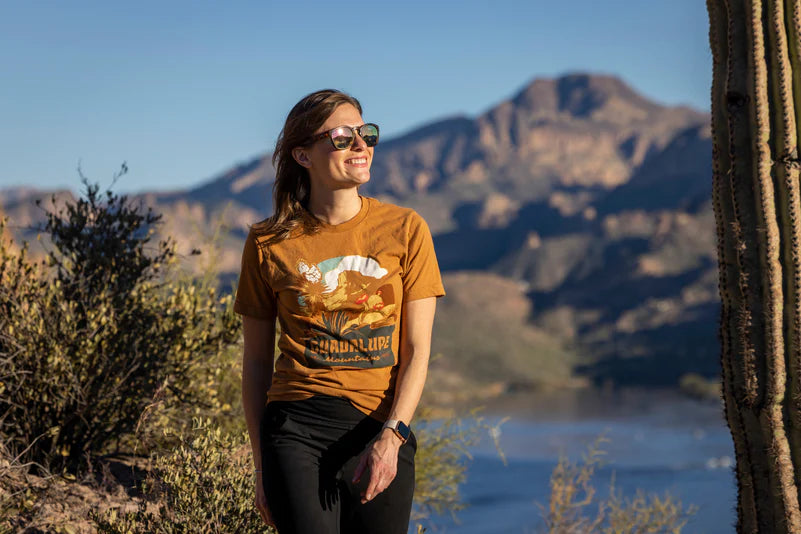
[351,132,368,151]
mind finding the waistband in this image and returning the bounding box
[267,394,377,429]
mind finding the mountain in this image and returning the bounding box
[0,72,716,393]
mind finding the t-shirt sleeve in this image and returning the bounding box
[233,228,277,320]
[402,211,446,302]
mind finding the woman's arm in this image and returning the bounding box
[385,296,437,429]
[352,296,437,503]
[241,313,277,472]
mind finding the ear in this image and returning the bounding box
[292,147,312,169]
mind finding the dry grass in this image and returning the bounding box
[538,433,698,533]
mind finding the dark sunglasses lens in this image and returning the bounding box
[330,126,355,150]
[360,124,379,147]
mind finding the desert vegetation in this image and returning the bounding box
[540,434,697,534]
[708,0,801,530]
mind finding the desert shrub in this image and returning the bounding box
[0,173,239,476]
[129,208,255,451]
[125,297,246,456]
[412,408,506,531]
[91,417,274,534]
[412,410,472,521]
[540,433,698,533]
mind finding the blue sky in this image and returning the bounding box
[0,1,711,194]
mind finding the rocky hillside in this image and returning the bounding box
[1,72,716,391]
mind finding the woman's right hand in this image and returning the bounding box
[255,473,276,529]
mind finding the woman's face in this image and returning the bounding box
[293,103,374,192]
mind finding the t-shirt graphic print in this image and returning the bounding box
[296,254,397,368]
[233,195,446,419]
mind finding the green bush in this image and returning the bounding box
[0,174,239,475]
[91,417,273,534]
[131,342,246,452]
[129,206,254,451]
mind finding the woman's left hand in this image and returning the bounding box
[352,428,402,504]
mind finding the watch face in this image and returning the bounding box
[397,421,411,441]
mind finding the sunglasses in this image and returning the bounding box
[308,123,380,150]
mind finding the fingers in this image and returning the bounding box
[361,462,397,504]
[355,440,401,503]
[362,472,381,504]
[260,503,277,528]
[256,496,275,527]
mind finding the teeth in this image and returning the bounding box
[347,158,367,164]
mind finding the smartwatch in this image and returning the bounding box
[382,419,411,444]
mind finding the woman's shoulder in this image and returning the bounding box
[364,195,419,224]
[247,219,274,241]
[243,217,286,256]
[367,198,433,240]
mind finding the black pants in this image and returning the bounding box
[259,395,417,534]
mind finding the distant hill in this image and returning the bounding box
[0,72,716,393]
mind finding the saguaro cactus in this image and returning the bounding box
[708,0,801,532]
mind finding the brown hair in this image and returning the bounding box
[252,89,364,244]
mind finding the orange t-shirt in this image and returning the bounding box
[233,194,446,420]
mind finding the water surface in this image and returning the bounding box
[414,388,736,534]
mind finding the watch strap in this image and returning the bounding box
[382,419,409,444]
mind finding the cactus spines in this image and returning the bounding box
[708,0,801,531]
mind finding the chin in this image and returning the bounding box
[350,171,371,185]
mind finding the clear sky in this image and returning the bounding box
[0,1,711,194]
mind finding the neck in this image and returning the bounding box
[307,187,362,225]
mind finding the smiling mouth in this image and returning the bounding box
[345,157,368,165]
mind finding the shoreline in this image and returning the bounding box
[423,383,725,422]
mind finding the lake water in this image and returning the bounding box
[412,388,736,534]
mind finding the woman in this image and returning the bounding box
[234,88,445,534]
